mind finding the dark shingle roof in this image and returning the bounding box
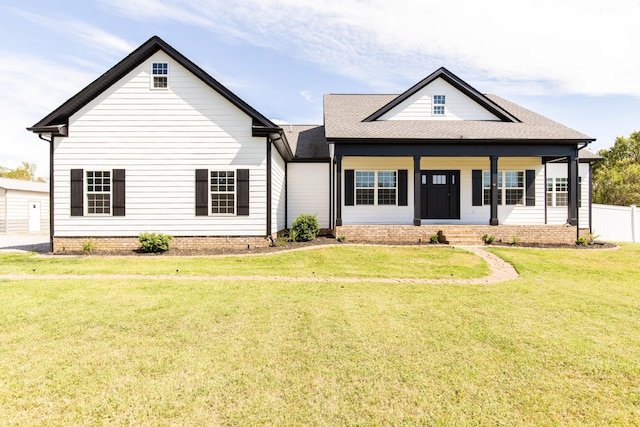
[282,125,329,160]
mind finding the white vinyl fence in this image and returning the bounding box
[592,204,640,242]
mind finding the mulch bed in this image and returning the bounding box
[53,236,618,256]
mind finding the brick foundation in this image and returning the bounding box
[52,235,272,253]
[334,224,588,245]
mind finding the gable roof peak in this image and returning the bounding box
[363,67,521,123]
[29,35,278,131]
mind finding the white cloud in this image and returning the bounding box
[0,52,97,174]
[300,90,314,103]
[12,9,135,55]
[99,0,640,97]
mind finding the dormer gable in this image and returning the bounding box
[364,67,520,123]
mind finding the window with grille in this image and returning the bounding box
[152,62,168,88]
[546,177,568,206]
[483,171,525,206]
[210,171,235,214]
[433,95,445,115]
[355,171,397,206]
[86,171,111,215]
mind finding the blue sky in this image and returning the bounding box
[2,0,639,178]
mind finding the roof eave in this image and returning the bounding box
[26,124,67,137]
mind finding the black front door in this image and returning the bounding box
[421,170,460,219]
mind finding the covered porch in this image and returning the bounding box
[332,142,585,243]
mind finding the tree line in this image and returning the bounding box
[0,162,46,182]
[593,131,640,206]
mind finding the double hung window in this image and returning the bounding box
[152,62,168,88]
[355,171,397,206]
[483,171,524,205]
[86,171,111,215]
[546,177,568,206]
[210,171,235,214]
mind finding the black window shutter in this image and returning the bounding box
[112,169,126,216]
[398,169,408,206]
[237,169,250,216]
[472,170,482,206]
[345,169,354,206]
[526,169,536,206]
[70,169,84,216]
[195,169,209,216]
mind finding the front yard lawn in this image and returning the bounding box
[0,244,639,425]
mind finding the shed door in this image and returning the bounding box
[29,201,41,232]
[421,171,460,219]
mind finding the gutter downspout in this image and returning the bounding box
[38,133,54,252]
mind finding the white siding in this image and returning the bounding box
[420,157,545,225]
[271,147,286,234]
[546,162,590,228]
[53,51,267,237]
[288,163,330,228]
[341,157,414,225]
[0,190,5,232]
[379,78,499,121]
[339,156,545,226]
[4,190,49,233]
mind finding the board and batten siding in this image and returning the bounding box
[379,78,500,121]
[287,163,330,228]
[546,162,590,229]
[53,51,268,237]
[271,147,286,234]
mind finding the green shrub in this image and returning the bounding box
[82,239,96,254]
[576,237,588,246]
[290,213,320,242]
[337,236,346,243]
[429,234,439,244]
[482,234,495,245]
[138,232,173,253]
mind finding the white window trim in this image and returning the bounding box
[85,170,112,216]
[483,170,525,206]
[433,94,446,116]
[546,177,568,207]
[210,170,236,216]
[355,170,398,206]
[151,62,169,90]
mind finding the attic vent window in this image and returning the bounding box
[433,95,445,115]
[152,62,168,88]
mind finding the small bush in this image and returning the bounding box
[276,236,288,247]
[290,213,320,242]
[337,236,346,243]
[482,234,495,245]
[576,237,588,246]
[82,239,96,254]
[429,234,439,244]
[139,232,172,253]
[511,236,520,246]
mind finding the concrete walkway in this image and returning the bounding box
[0,233,50,253]
[0,246,519,284]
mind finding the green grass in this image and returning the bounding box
[0,245,639,425]
[0,245,486,279]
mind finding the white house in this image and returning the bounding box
[28,36,597,251]
[0,177,49,234]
